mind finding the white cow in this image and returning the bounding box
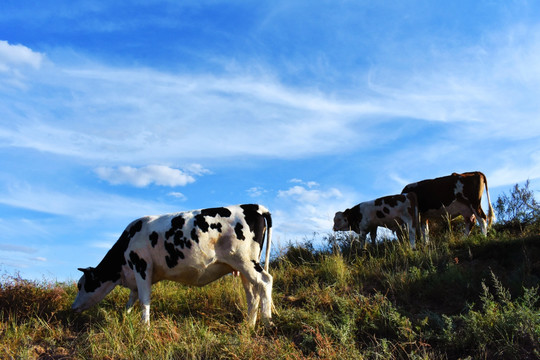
[333,193,419,248]
[72,204,273,327]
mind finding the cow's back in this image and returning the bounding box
[402,174,458,214]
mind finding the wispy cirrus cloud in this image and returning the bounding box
[2,22,539,169]
[0,65,373,163]
[0,182,176,220]
[0,243,37,254]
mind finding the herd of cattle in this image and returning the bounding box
[72,171,495,327]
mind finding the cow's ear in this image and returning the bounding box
[78,267,92,274]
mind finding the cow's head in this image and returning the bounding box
[333,211,350,231]
[71,267,118,313]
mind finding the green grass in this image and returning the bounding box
[1,228,539,359]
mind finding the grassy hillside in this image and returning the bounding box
[1,228,539,359]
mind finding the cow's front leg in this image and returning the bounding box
[369,228,377,245]
[358,230,368,248]
[126,289,138,314]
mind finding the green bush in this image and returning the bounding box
[441,272,540,359]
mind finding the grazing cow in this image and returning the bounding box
[72,204,273,327]
[401,171,495,241]
[333,193,419,248]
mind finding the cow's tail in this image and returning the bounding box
[262,209,273,272]
[482,173,496,227]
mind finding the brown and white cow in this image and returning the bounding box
[401,171,495,242]
[333,193,419,248]
[72,204,273,327]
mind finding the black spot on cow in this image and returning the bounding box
[252,260,263,273]
[210,223,223,232]
[240,204,266,246]
[200,207,232,218]
[190,228,199,243]
[240,204,260,234]
[83,218,144,292]
[175,238,184,249]
[383,207,390,214]
[165,215,185,240]
[376,210,385,219]
[164,241,185,268]
[80,267,100,293]
[375,195,405,208]
[129,220,143,237]
[129,251,148,280]
[406,193,418,220]
[194,213,210,232]
[174,231,184,246]
[149,231,159,247]
[344,206,363,233]
[235,223,245,240]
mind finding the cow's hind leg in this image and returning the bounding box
[126,289,138,314]
[236,262,273,327]
[422,220,430,244]
[460,206,478,236]
[133,267,152,326]
[395,222,415,249]
[240,274,260,327]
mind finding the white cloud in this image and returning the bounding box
[278,184,342,204]
[168,192,187,201]
[30,257,47,262]
[95,165,200,187]
[273,181,352,240]
[290,178,318,188]
[488,161,540,188]
[247,187,266,198]
[184,163,212,176]
[0,40,44,70]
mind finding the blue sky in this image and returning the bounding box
[1,1,540,281]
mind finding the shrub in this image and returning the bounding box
[495,180,540,233]
[0,275,68,322]
[442,272,540,359]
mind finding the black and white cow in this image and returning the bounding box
[72,204,273,327]
[333,193,419,248]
